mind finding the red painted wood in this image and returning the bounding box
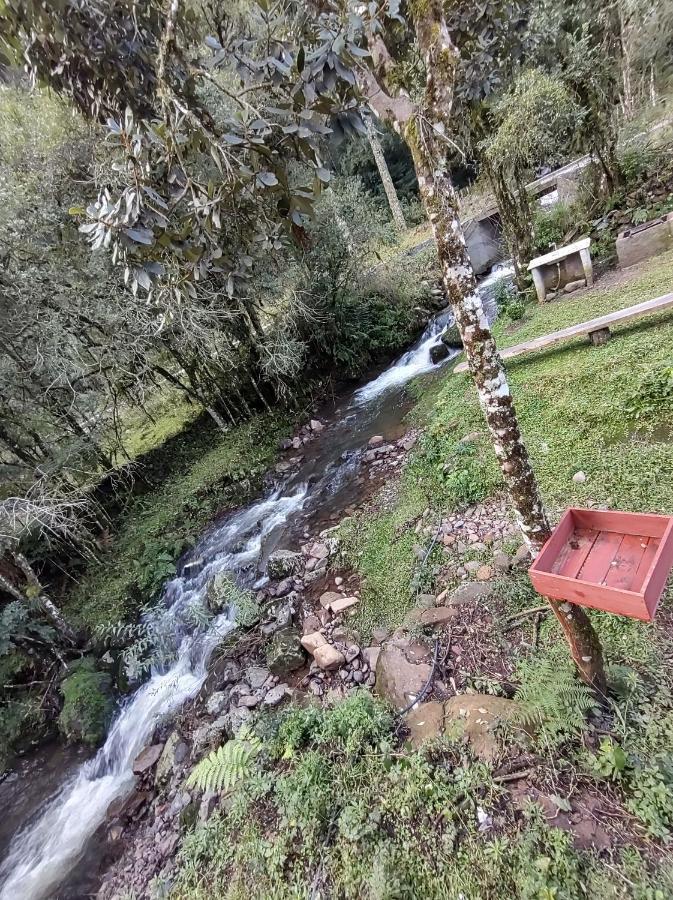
[553,527,598,577]
[572,508,669,539]
[533,509,574,575]
[528,507,673,621]
[604,533,649,590]
[577,531,624,584]
[643,519,673,618]
[628,538,658,594]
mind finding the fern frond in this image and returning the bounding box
[186,728,261,793]
[513,656,595,740]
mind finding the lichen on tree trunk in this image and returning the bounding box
[399,0,606,693]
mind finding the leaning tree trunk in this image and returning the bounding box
[365,114,406,232]
[401,2,606,692]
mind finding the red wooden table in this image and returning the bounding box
[529,508,673,621]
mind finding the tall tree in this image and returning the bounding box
[365,114,406,231]
[360,1,605,690]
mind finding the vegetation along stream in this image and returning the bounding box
[0,269,506,900]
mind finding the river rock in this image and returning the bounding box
[440,324,463,349]
[371,627,391,646]
[310,419,324,433]
[309,542,330,560]
[206,572,233,612]
[206,691,230,716]
[375,639,432,710]
[368,435,385,447]
[107,789,152,823]
[445,583,490,605]
[132,743,164,775]
[493,552,512,573]
[429,342,450,363]
[246,666,271,690]
[193,715,229,751]
[267,549,303,580]
[319,590,342,609]
[226,706,252,736]
[329,596,359,614]
[155,731,189,784]
[512,544,531,568]
[313,644,345,671]
[273,577,294,598]
[267,627,305,676]
[263,684,289,707]
[301,631,327,654]
[362,647,381,670]
[302,614,321,634]
[418,607,458,626]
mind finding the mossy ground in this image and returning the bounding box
[64,411,291,630]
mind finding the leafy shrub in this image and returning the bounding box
[618,140,657,188]
[623,360,673,419]
[624,760,673,839]
[264,178,435,381]
[58,657,114,745]
[0,600,55,656]
[0,695,46,772]
[438,441,494,506]
[532,202,585,253]
[514,655,595,745]
[494,278,525,322]
[274,691,393,759]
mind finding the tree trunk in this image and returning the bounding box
[485,159,534,293]
[365,115,406,232]
[3,553,77,646]
[393,1,606,692]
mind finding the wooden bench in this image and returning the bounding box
[453,291,673,374]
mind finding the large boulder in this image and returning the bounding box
[405,695,520,761]
[156,731,189,785]
[429,342,450,364]
[375,638,432,710]
[132,743,164,775]
[206,572,233,612]
[266,549,304,580]
[441,324,463,349]
[266,627,305,676]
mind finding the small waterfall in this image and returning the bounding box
[352,261,513,406]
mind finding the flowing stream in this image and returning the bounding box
[0,266,507,899]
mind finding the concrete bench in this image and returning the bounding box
[453,291,673,374]
[527,237,593,303]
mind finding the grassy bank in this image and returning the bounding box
[64,411,291,630]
